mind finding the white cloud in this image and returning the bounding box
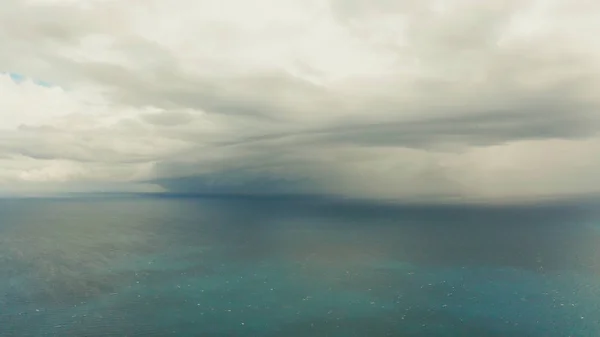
[1,0,600,202]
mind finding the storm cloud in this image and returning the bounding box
[1,0,600,202]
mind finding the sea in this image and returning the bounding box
[1,196,599,336]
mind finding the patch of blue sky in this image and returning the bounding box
[3,72,54,88]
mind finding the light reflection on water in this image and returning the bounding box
[0,197,599,336]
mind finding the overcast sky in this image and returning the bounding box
[1,0,599,202]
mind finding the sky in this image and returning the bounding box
[1,0,600,202]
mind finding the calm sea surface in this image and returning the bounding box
[1,197,599,336]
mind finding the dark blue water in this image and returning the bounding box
[1,197,599,336]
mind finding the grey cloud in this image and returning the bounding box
[2,0,600,201]
[2,1,88,43]
[141,111,194,126]
[214,99,597,152]
[78,62,339,123]
[76,37,598,147]
[1,3,338,121]
[0,126,183,165]
[332,0,522,55]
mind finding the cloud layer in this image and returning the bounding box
[1,0,600,202]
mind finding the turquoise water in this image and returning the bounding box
[1,197,599,336]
